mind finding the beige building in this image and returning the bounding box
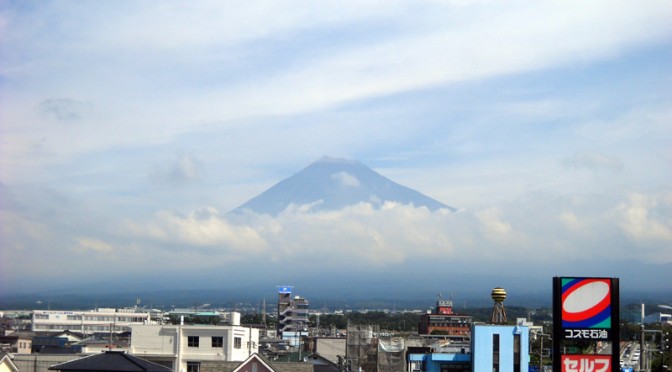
[0,333,33,354]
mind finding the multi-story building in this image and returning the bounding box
[471,324,529,372]
[277,288,309,334]
[32,308,151,334]
[418,300,472,339]
[129,314,259,372]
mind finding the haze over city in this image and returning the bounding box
[1,1,671,303]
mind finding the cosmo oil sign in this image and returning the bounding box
[553,277,620,372]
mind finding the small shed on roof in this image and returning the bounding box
[48,351,171,372]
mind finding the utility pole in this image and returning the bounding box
[663,330,671,372]
[536,332,551,372]
[640,325,645,372]
[262,298,266,328]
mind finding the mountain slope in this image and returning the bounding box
[232,157,455,215]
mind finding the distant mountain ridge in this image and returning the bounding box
[232,157,455,215]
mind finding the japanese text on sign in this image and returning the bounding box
[564,329,609,340]
[562,355,611,372]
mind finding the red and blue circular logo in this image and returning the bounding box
[561,278,611,328]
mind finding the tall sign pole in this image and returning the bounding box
[553,277,620,372]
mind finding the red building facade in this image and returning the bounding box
[418,300,472,337]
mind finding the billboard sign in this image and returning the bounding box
[277,286,293,294]
[553,277,619,372]
[561,355,611,372]
[560,278,613,340]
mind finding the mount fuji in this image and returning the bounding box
[233,157,455,215]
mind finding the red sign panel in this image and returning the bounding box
[561,355,611,372]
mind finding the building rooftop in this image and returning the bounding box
[48,351,171,372]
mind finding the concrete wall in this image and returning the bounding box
[12,355,82,372]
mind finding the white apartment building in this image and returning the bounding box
[129,317,259,372]
[32,308,152,333]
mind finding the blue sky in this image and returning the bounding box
[1,1,671,297]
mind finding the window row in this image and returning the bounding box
[33,324,132,331]
[186,336,242,349]
[34,314,146,322]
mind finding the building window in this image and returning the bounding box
[186,362,200,372]
[513,334,521,372]
[35,314,49,320]
[212,336,223,348]
[493,333,500,372]
[187,336,199,347]
[234,337,242,349]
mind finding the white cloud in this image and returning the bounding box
[618,192,672,242]
[116,188,672,271]
[3,183,672,292]
[73,237,114,253]
[2,0,671,176]
[150,153,204,184]
[0,210,50,253]
[331,172,361,187]
[563,154,624,173]
[559,212,582,232]
[126,207,268,252]
[477,208,512,235]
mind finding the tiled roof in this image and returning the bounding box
[38,346,80,354]
[49,351,171,372]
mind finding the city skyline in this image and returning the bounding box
[1,1,671,296]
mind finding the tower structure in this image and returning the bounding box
[490,287,507,324]
[276,286,309,334]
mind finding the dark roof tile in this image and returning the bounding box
[49,351,171,372]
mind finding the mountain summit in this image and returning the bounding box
[233,157,455,215]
